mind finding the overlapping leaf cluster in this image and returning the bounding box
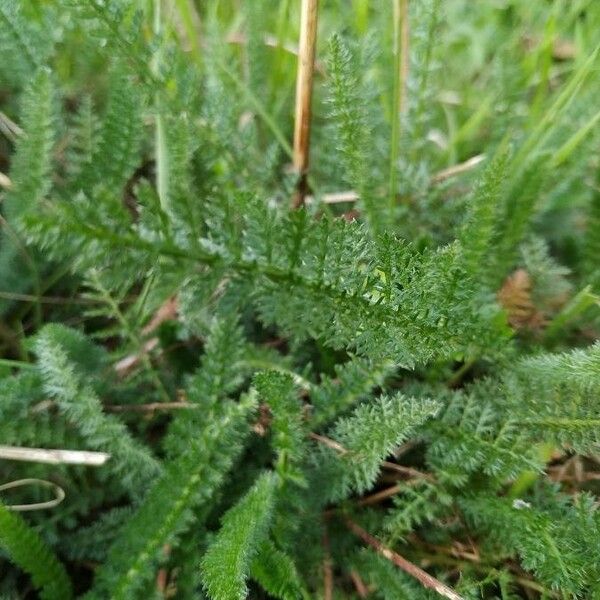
[0,1,600,599]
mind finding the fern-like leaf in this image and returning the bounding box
[88,394,255,599]
[4,68,56,222]
[0,503,73,600]
[201,471,279,600]
[319,394,439,502]
[75,69,143,194]
[327,34,387,234]
[34,324,161,493]
[250,539,309,600]
[254,371,307,484]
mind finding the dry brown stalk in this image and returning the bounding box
[394,440,418,459]
[292,0,319,208]
[345,519,464,600]
[430,154,486,183]
[309,431,348,454]
[382,461,432,480]
[349,570,369,598]
[497,269,546,331]
[309,432,431,479]
[357,476,428,506]
[322,522,334,600]
[357,483,403,506]
[113,295,178,377]
[114,337,160,377]
[141,295,178,335]
[412,536,481,563]
[155,544,172,595]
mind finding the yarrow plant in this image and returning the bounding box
[0,0,600,598]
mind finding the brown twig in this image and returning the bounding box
[547,455,600,485]
[382,461,433,480]
[357,484,403,506]
[430,154,486,184]
[312,432,431,508]
[141,295,178,335]
[113,337,160,377]
[323,521,334,600]
[357,476,431,508]
[349,570,369,598]
[113,296,178,377]
[393,440,418,459]
[412,536,481,564]
[421,551,559,598]
[309,432,348,454]
[155,544,172,595]
[292,0,319,208]
[310,432,431,479]
[345,519,464,600]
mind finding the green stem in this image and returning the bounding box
[388,10,401,212]
[68,220,430,343]
[389,0,408,213]
[152,0,170,212]
[447,357,476,387]
[410,0,439,164]
[0,358,36,370]
[218,60,293,159]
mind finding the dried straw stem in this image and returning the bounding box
[292,0,319,208]
[0,445,110,466]
[0,478,66,512]
[345,519,464,600]
[0,172,12,190]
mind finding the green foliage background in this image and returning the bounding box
[1,0,600,598]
